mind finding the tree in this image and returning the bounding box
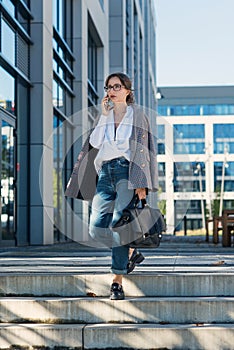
[211,186,221,217]
[157,186,166,216]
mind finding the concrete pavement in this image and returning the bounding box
[1,235,234,349]
[0,234,233,274]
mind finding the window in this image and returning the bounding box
[157,124,165,154]
[88,34,98,92]
[53,0,65,38]
[174,124,205,154]
[0,8,31,77]
[214,162,234,192]
[53,115,64,241]
[193,163,206,192]
[1,18,16,66]
[126,0,131,75]
[174,200,204,231]
[53,0,75,117]
[88,14,102,108]
[158,162,166,192]
[133,5,139,102]
[214,124,234,154]
[158,104,234,116]
[173,162,196,192]
[0,67,15,115]
[1,120,15,240]
[1,0,15,16]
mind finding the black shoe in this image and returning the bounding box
[127,249,145,274]
[110,283,125,300]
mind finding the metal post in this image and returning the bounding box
[196,164,206,229]
[219,146,228,217]
[184,215,187,236]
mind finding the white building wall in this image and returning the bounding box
[157,104,234,233]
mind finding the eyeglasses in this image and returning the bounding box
[104,84,125,92]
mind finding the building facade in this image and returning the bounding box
[0,0,157,246]
[157,86,234,233]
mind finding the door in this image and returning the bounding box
[0,113,16,245]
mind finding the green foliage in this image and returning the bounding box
[211,186,221,217]
[157,186,166,216]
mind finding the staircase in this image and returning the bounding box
[0,240,234,349]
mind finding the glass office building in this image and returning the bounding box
[157,86,234,232]
[0,0,157,246]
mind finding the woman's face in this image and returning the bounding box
[106,76,130,104]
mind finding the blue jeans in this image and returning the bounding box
[89,157,134,275]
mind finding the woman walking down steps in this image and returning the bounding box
[65,72,158,300]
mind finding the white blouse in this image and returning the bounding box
[89,105,133,173]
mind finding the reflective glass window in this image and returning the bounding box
[2,0,15,16]
[0,67,15,115]
[88,25,99,107]
[17,9,30,33]
[158,104,234,116]
[157,124,165,154]
[53,80,58,107]
[213,124,234,154]
[53,115,64,241]
[174,162,196,192]
[158,162,166,192]
[53,0,57,28]
[53,0,65,37]
[53,79,68,115]
[1,120,15,240]
[174,200,204,231]
[224,200,234,210]
[88,34,98,91]
[53,80,64,111]
[174,124,205,154]
[193,162,206,192]
[58,85,65,113]
[214,162,234,192]
[1,18,16,66]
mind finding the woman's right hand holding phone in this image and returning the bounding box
[102,96,113,116]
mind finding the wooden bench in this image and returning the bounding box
[206,216,222,244]
[222,209,234,247]
[205,211,234,246]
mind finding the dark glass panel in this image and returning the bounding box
[1,18,16,66]
[1,120,15,240]
[0,67,15,115]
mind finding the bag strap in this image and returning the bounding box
[128,194,147,208]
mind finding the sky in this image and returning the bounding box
[155,0,234,87]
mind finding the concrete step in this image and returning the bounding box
[84,323,234,350]
[0,324,83,349]
[1,296,234,324]
[0,323,234,350]
[1,273,234,297]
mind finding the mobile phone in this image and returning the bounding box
[105,97,114,111]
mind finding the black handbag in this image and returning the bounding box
[112,195,166,248]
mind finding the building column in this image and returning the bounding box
[29,0,54,244]
[165,121,175,233]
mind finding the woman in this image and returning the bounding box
[65,72,158,300]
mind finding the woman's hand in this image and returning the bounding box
[102,96,113,116]
[135,188,146,200]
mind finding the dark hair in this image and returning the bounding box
[105,72,135,105]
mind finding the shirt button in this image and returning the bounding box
[142,134,146,138]
[141,163,146,168]
[140,149,144,153]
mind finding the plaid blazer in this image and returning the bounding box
[65,105,158,200]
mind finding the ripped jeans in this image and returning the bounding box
[89,157,134,275]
